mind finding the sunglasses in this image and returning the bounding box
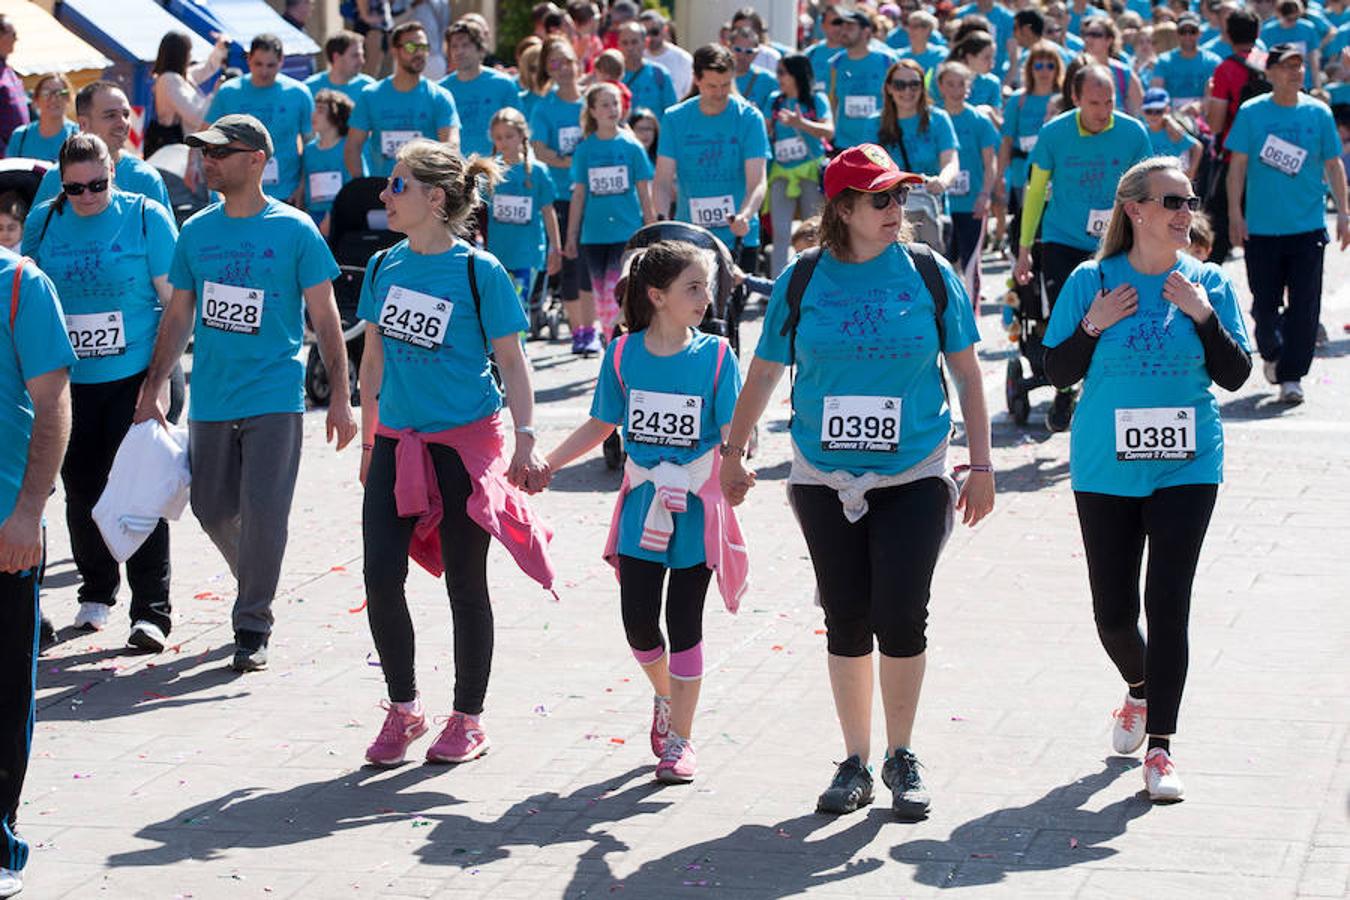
[400,41,431,53]
[731,45,757,54]
[889,78,923,90]
[868,185,910,210]
[1145,194,1201,211]
[62,178,109,196]
[38,88,70,99]
[646,29,661,37]
[829,18,847,26]
[1178,27,1200,35]
[388,176,416,195]
[1082,31,1108,38]
[1032,61,1056,71]
[200,145,257,160]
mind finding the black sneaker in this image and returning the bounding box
[815,754,874,815]
[38,615,56,652]
[231,630,269,672]
[882,748,931,820]
[1045,387,1075,433]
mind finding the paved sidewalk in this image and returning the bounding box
[18,238,1350,899]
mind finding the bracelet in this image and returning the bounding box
[719,442,746,459]
[967,463,994,473]
[515,425,536,436]
[361,443,373,451]
[1080,315,1103,338]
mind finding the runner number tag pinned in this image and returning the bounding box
[821,395,901,452]
[1018,135,1038,153]
[1087,208,1112,237]
[1114,407,1197,460]
[379,286,451,349]
[949,170,971,196]
[262,156,279,185]
[588,165,629,196]
[558,126,583,155]
[381,130,419,159]
[492,194,533,224]
[1258,134,1306,177]
[628,390,702,448]
[844,95,877,118]
[66,311,126,358]
[689,194,736,229]
[201,281,264,335]
[309,171,343,203]
[774,136,809,163]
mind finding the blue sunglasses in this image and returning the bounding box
[389,176,408,194]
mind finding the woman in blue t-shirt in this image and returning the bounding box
[545,241,745,786]
[1042,157,1252,803]
[765,52,834,278]
[5,73,77,162]
[720,144,995,821]
[877,59,960,189]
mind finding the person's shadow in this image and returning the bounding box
[891,757,1151,888]
[38,645,248,722]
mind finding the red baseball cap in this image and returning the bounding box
[823,143,924,200]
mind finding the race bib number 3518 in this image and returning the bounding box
[628,390,702,448]
[820,395,901,452]
[202,281,263,335]
[1114,407,1197,460]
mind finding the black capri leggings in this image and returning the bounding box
[790,478,950,658]
[363,436,494,714]
[553,199,592,301]
[1074,483,1218,736]
[618,555,712,678]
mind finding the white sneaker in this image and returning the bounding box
[127,620,167,653]
[1279,381,1304,405]
[0,867,22,898]
[1111,693,1148,755]
[1262,358,1278,385]
[72,601,109,631]
[1143,747,1185,801]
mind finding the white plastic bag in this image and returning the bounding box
[92,421,191,562]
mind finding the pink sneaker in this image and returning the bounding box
[1143,747,1185,801]
[655,735,697,784]
[651,695,672,758]
[426,712,491,763]
[365,701,428,767]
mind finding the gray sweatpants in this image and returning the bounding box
[188,413,303,638]
[769,176,824,278]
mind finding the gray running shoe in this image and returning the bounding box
[882,748,931,820]
[816,754,874,815]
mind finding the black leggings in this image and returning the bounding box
[790,478,949,658]
[363,437,494,714]
[618,555,711,679]
[1074,484,1218,736]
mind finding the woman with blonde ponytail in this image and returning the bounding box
[355,139,555,769]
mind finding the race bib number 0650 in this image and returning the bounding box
[1114,407,1197,461]
[628,390,702,448]
[1258,133,1307,177]
[379,285,451,349]
[821,395,901,452]
[202,281,263,335]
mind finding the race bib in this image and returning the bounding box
[1018,135,1038,153]
[1087,208,1112,238]
[949,170,971,196]
[688,194,736,229]
[492,193,533,224]
[380,129,419,159]
[201,281,263,335]
[627,390,702,448]
[65,311,126,359]
[774,136,809,163]
[843,94,877,118]
[558,125,582,155]
[378,285,451,349]
[820,395,901,452]
[587,164,629,196]
[262,156,279,185]
[1114,407,1197,461]
[309,171,343,202]
[1258,133,1307,177]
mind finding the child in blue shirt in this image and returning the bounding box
[303,89,362,235]
[483,108,561,318]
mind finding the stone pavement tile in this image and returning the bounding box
[1079,870,1300,899]
[1298,862,1350,897]
[1023,828,1301,877]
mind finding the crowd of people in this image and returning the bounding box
[0,0,1343,895]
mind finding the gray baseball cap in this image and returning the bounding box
[186,114,274,159]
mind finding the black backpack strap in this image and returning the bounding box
[35,201,60,254]
[779,246,823,366]
[140,195,147,237]
[466,246,486,344]
[907,242,952,404]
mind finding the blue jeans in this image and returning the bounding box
[1243,230,1326,382]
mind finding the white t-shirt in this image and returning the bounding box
[646,44,694,101]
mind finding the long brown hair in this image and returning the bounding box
[621,241,711,333]
[536,37,575,94]
[878,59,930,145]
[819,189,913,262]
[1023,40,1066,95]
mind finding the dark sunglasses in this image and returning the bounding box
[646,29,661,37]
[889,78,923,90]
[62,178,109,196]
[388,176,414,195]
[200,145,258,160]
[731,45,757,54]
[38,88,70,99]
[1082,31,1108,38]
[869,185,910,210]
[829,18,847,26]
[1145,194,1201,211]
[1178,27,1200,35]
[1032,61,1056,71]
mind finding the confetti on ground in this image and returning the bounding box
[1069,837,1079,849]
[533,704,550,716]
[971,852,995,859]
[71,773,91,780]
[609,737,625,745]
[813,629,826,635]
[771,645,784,651]
[950,715,966,722]
[365,653,381,667]
[348,599,368,614]
[144,692,169,701]
[331,565,347,572]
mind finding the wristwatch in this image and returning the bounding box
[719,442,746,459]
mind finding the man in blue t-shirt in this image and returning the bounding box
[440,18,521,159]
[731,25,776,116]
[304,30,375,105]
[1150,13,1223,112]
[1226,43,1350,406]
[0,250,74,900]
[132,115,358,673]
[828,9,897,150]
[1260,0,1322,89]
[618,21,678,120]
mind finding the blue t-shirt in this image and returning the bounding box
[955,2,1015,70]
[34,155,173,211]
[885,28,947,53]
[899,45,947,78]
[350,77,461,177]
[623,62,678,122]
[1260,19,1320,88]
[1043,253,1252,496]
[1029,110,1152,251]
[1227,94,1339,236]
[0,250,76,525]
[302,137,359,220]
[206,74,315,200]
[1151,48,1223,104]
[356,240,527,432]
[529,89,586,200]
[485,157,556,270]
[658,95,771,248]
[880,108,959,177]
[519,89,545,124]
[765,91,833,164]
[22,191,177,384]
[1001,90,1053,189]
[570,130,654,245]
[168,200,339,421]
[929,70,1002,106]
[736,66,777,116]
[440,67,522,159]
[5,120,77,162]
[805,42,843,91]
[1147,124,1200,162]
[591,330,741,568]
[755,243,979,475]
[829,48,897,149]
[948,106,1000,213]
[303,71,375,105]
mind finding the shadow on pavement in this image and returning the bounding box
[38,645,248,721]
[890,757,1150,889]
[1219,392,1296,421]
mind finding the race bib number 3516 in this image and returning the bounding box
[821,395,901,452]
[202,281,264,335]
[628,390,702,448]
[379,286,452,349]
[1114,407,1197,460]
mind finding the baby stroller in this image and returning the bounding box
[903,189,952,256]
[304,177,402,405]
[600,220,748,470]
[526,270,565,342]
[1003,240,1064,427]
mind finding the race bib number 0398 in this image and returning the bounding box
[628,390,702,448]
[821,395,901,452]
[1114,407,1197,460]
[201,281,263,335]
[379,285,451,349]
[66,311,126,358]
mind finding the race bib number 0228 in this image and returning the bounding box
[820,395,901,452]
[1114,407,1197,460]
[628,390,702,448]
[201,281,263,335]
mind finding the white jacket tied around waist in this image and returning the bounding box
[623,449,716,553]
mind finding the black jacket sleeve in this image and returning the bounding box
[1043,323,1099,388]
[1196,310,1252,391]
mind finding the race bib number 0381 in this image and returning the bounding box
[201,281,263,335]
[820,395,901,452]
[66,311,126,358]
[1114,407,1197,460]
[379,285,451,349]
[628,390,702,448]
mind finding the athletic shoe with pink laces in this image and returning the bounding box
[655,735,697,784]
[1111,693,1148,755]
[651,695,672,758]
[426,712,491,763]
[1143,747,1185,801]
[365,700,428,767]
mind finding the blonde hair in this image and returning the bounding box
[397,139,502,236]
[1097,155,1186,260]
[581,81,623,136]
[490,107,537,189]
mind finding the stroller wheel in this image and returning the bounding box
[305,345,331,407]
[1005,355,1031,426]
[547,307,562,342]
[529,305,545,340]
[602,431,626,470]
